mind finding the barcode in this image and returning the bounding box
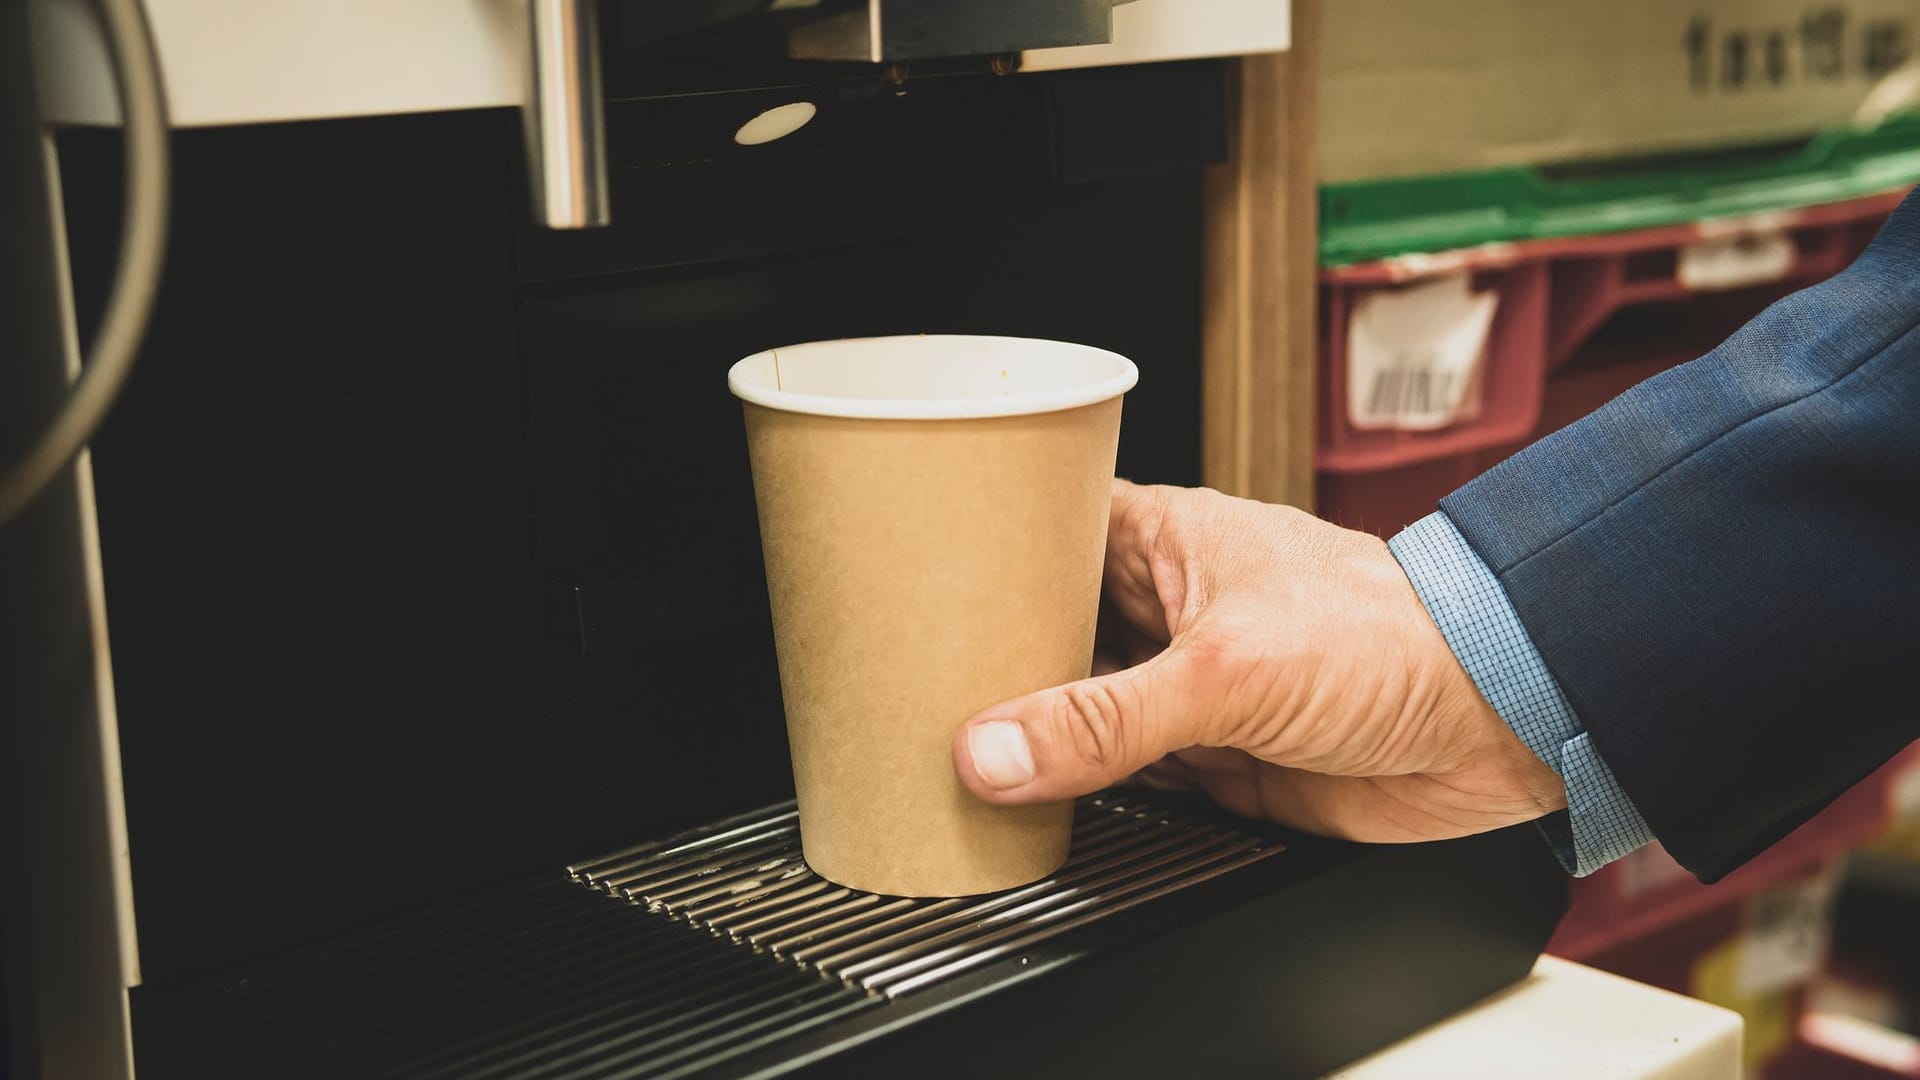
[1365,362,1460,420]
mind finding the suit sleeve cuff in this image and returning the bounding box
[1388,512,1654,876]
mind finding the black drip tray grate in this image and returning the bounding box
[208,871,878,1080]
[569,794,1283,998]
[200,794,1281,1080]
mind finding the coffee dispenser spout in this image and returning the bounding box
[523,0,610,230]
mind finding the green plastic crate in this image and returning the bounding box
[1319,113,1920,267]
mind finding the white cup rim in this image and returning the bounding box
[727,334,1139,420]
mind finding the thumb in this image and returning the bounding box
[953,647,1217,805]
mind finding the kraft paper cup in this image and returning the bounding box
[729,335,1137,897]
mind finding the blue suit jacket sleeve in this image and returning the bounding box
[1437,186,1920,883]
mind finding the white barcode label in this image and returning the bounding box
[1677,231,1795,293]
[1346,272,1498,432]
[1735,870,1839,997]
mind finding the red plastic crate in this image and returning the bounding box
[1314,190,1904,484]
[1317,262,1549,472]
[1317,315,1759,536]
[1772,1013,1920,1079]
[1551,745,1920,963]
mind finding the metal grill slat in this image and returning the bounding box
[569,794,1283,1004]
[602,834,798,896]
[747,895,920,953]
[853,836,1265,990]
[687,877,837,924]
[828,832,1244,982]
[873,843,1281,997]
[724,889,874,942]
[789,820,1215,969]
[795,827,1207,971]
[569,806,800,882]
[703,882,856,935]
[759,811,1190,963]
[781,896,969,967]
[646,858,807,910]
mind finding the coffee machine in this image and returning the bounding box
[1,3,1565,1077]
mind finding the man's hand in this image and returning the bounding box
[952,480,1567,843]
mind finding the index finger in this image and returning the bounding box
[1103,478,1174,644]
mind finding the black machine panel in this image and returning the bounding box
[60,113,558,983]
[61,59,1219,984]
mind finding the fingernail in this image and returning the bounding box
[967,721,1035,790]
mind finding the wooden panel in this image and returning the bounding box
[1201,0,1318,507]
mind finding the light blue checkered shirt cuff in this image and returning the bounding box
[1388,512,1654,876]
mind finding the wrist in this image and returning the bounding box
[1496,714,1570,817]
[1443,672,1569,821]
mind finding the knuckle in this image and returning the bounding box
[1056,682,1129,773]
